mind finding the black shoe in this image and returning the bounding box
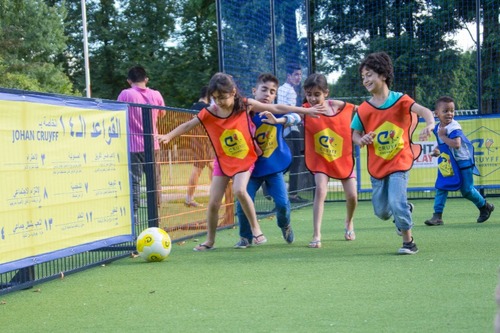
[424,213,444,226]
[398,239,419,255]
[477,202,494,223]
[289,195,308,203]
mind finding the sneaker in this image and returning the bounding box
[394,203,414,236]
[281,225,295,244]
[184,200,203,208]
[398,239,419,255]
[233,237,251,249]
[424,213,443,226]
[477,202,494,223]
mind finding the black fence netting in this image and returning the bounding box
[217,0,500,207]
[219,0,499,114]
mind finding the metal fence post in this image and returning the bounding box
[142,106,159,228]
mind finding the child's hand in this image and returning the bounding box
[430,147,440,157]
[157,134,171,144]
[259,111,280,124]
[359,132,376,147]
[304,104,326,118]
[419,124,433,141]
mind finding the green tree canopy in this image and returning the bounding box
[0,0,74,94]
[314,0,498,113]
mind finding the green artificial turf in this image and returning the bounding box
[1,198,499,332]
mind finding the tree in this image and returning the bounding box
[50,0,178,100]
[478,0,499,114]
[111,0,177,101]
[0,0,74,94]
[313,0,498,112]
[87,0,123,99]
[158,0,218,107]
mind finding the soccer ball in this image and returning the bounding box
[136,227,172,262]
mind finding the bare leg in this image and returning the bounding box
[201,175,229,247]
[401,229,412,244]
[232,171,263,237]
[312,173,329,242]
[186,166,203,201]
[341,177,358,239]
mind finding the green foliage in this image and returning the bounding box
[158,0,218,107]
[85,0,124,99]
[0,58,74,94]
[0,0,75,94]
[53,0,216,105]
[314,0,498,113]
[0,0,497,113]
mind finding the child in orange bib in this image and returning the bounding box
[351,52,435,255]
[158,73,325,251]
[302,74,358,248]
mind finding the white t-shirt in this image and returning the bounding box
[442,120,470,161]
[277,82,299,136]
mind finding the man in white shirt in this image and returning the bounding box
[277,63,307,203]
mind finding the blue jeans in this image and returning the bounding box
[371,171,413,231]
[236,172,291,242]
[433,166,485,213]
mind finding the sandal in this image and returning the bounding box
[193,243,215,252]
[344,229,356,241]
[308,240,322,248]
[253,234,267,245]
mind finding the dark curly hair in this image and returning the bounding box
[359,52,394,88]
[435,96,455,110]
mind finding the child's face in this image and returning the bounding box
[212,89,235,109]
[305,87,328,106]
[361,67,386,94]
[252,81,278,104]
[435,102,455,126]
[287,70,302,86]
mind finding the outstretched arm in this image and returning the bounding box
[411,103,435,141]
[157,117,201,144]
[247,98,325,117]
[259,111,285,125]
[259,111,301,127]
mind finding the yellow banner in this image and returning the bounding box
[0,96,132,270]
[357,116,500,189]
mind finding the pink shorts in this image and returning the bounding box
[213,158,254,177]
[346,171,356,179]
